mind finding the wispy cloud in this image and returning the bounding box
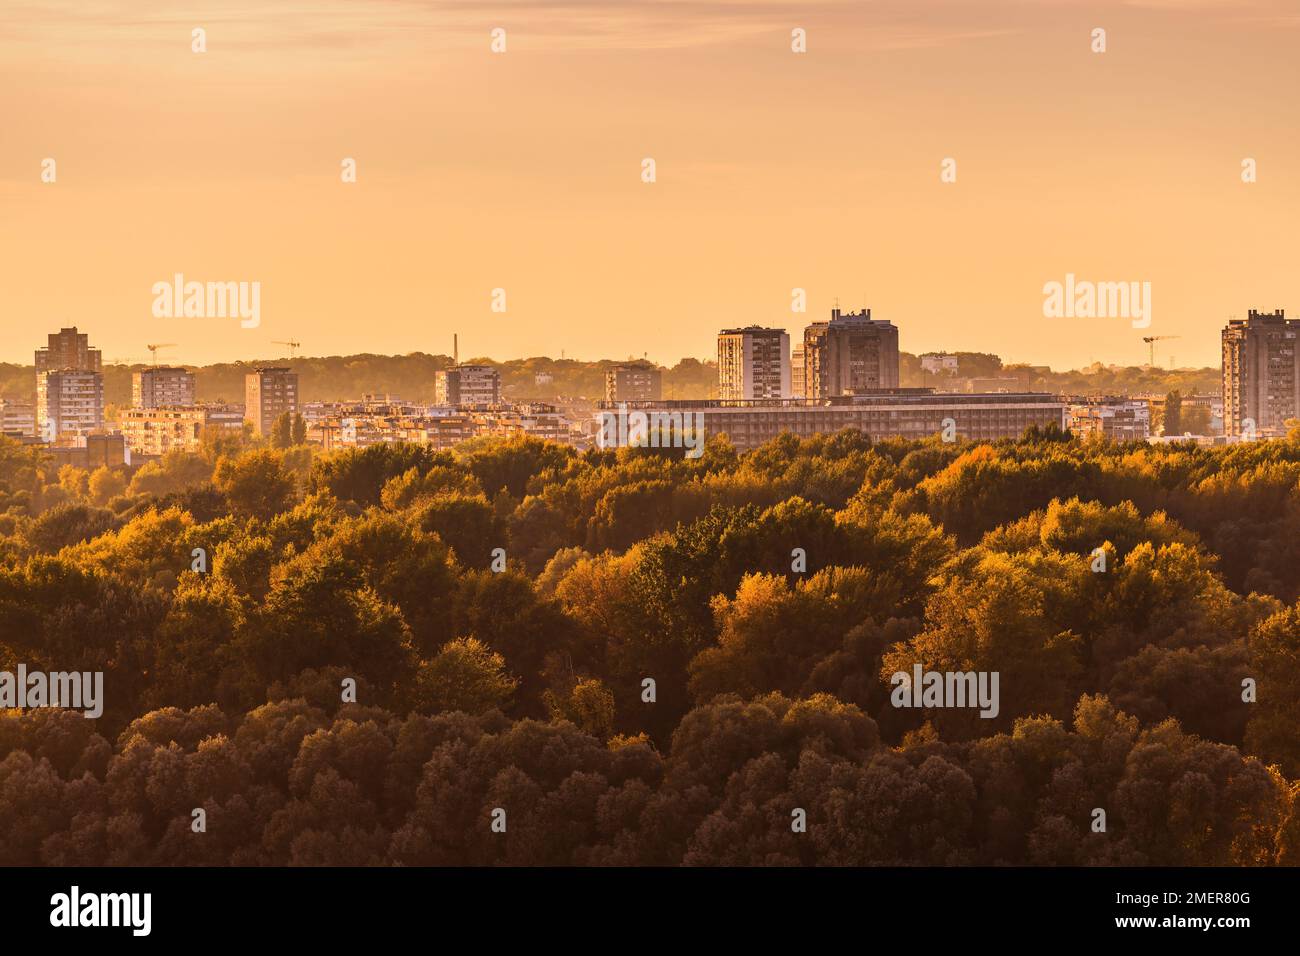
[1,0,1293,61]
[0,0,1021,57]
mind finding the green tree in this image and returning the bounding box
[1245,605,1300,777]
[212,450,297,521]
[311,444,443,507]
[414,493,502,569]
[544,677,615,737]
[127,450,214,498]
[87,466,127,506]
[270,412,293,449]
[235,548,415,700]
[414,637,518,715]
[1163,390,1183,436]
[22,504,119,552]
[58,465,89,501]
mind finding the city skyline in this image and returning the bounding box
[12,316,1237,462]
[0,297,1285,374]
[5,313,1251,376]
[4,0,1297,370]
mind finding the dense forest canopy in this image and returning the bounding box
[1,425,1297,865]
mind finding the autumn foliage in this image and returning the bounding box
[1,428,1298,865]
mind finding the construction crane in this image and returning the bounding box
[1142,335,1179,368]
[272,340,301,359]
[146,343,177,366]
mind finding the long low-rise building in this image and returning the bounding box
[307,402,582,451]
[596,389,1066,452]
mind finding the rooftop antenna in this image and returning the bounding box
[454,334,459,366]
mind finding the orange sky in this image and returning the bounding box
[1,0,1296,370]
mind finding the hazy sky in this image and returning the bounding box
[1,0,1296,369]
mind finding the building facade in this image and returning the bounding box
[1066,399,1151,441]
[119,407,208,456]
[310,402,580,452]
[0,400,36,438]
[604,362,662,403]
[35,327,102,375]
[1222,310,1299,437]
[597,390,1065,453]
[37,370,104,441]
[133,367,197,408]
[436,365,501,407]
[34,327,104,443]
[920,353,960,375]
[717,326,791,400]
[201,403,247,434]
[245,367,299,436]
[46,433,126,470]
[471,403,573,444]
[803,308,900,398]
[791,343,806,398]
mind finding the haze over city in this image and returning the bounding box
[3,0,1298,369]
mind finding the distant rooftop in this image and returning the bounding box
[600,390,1061,410]
[718,326,787,335]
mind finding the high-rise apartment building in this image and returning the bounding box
[436,364,501,407]
[37,371,104,441]
[245,367,299,436]
[35,327,102,375]
[1222,309,1299,437]
[133,367,197,408]
[35,326,104,442]
[802,308,900,398]
[791,343,806,398]
[604,362,662,403]
[717,326,791,400]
